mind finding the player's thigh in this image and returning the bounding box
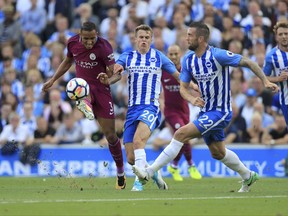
[133,121,151,148]
[90,85,115,119]
[174,122,201,143]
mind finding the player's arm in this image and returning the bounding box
[42,56,73,92]
[180,81,205,108]
[97,63,123,85]
[238,56,279,93]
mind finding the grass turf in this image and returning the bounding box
[0,177,287,216]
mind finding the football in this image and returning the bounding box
[66,78,89,100]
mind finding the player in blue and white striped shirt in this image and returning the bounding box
[132,22,279,192]
[99,24,183,191]
[263,20,288,128]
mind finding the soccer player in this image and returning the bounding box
[98,25,192,191]
[263,20,288,128]
[42,21,126,190]
[132,22,279,192]
[161,44,202,181]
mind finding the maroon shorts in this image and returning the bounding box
[89,84,115,119]
[165,113,189,132]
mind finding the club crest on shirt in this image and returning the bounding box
[226,51,234,57]
[89,53,96,60]
[149,57,157,63]
[205,61,212,68]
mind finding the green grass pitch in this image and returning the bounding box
[0,177,287,216]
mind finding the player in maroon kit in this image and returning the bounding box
[161,45,202,181]
[42,21,126,189]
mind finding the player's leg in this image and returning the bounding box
[98,117,125,189]
[182,143,202,179]
[133,122,201,181]
[76,95,95,120]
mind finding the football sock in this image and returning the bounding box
[148,139,183,175]
[108,138,124,174]
[220,148,251,180]
[134,149,146,169]
[183,143,193,166]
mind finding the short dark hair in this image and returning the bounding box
[81,21,97,32]
[189,22,210,41]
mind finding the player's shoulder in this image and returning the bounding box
[67,34,80,45]
[183,50,195,60]
[266,46,278,57]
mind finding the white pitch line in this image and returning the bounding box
[1,195,287,204]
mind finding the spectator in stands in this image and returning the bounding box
[0,44,23,75]
[224,102,247,144]
[230,78,246,109]
[43,88,72,130]
[19,0,47,36]
[45,15,75,50]
[243,111,265,144]
[33,116,56,145]
[0,4,22,58]
[71,3,99,34]
[0,103,12,133]
[240,88,258,128]
[170,11,188,46]
[0,112,33,157]
[54,112,84,144]
[2,68,25,101]
[221,16,234,49]
[20,101,37,137]
[227,1,242,26]
[253,102,274,129]
[25,69,44,101]
[262,113,288,145]
[119,0,148,24]
[250,76,273,114]
[274,0,288,23]
[152,0,175,26]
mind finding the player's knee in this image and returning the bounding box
[174,128,187,143]
[211,151,225,160]
[105,133,117,144]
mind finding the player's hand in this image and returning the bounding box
[191,97,205,108]
[263,80,279,93]
[113,64,124,74]
[279,71,288,81]
[97,72,109,85]
[190,82,200,92]
[42,79,54,92]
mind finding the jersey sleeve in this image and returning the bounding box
[212,47,242,67]
[116,52,129,69]
[102,40,116,67]
[263,52,274,76]
[66,40,73,58]
[159,52,177,74]
[179,53,193,83]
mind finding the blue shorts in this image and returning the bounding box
[193,110,232,145]
[123,105,161,144]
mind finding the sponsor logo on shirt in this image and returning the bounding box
[108,53,114,61]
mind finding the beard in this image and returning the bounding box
[188,42,199,51]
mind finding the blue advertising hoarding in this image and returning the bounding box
[0,144,287,177]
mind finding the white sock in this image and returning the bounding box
[148,139,183,176]
[220,148,250,180]
[134,149,146,169]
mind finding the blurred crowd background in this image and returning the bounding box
[0,0,287,165]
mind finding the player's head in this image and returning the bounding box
[187,22,210,51]
[134,24,153,54]
[167,44,181,66]
[273,20,288,49]
[80,21,98,49]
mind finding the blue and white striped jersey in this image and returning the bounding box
[180,46,242,112]
[116,48,177,107]
[263,46,288,105]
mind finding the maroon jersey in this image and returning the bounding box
[67,35,115,86]
[67,35,116,119]
[161,70,189,124]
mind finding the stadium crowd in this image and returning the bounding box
[0,0,287,165]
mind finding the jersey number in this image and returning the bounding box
[198,114,214,129]
[140,110,156,122]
